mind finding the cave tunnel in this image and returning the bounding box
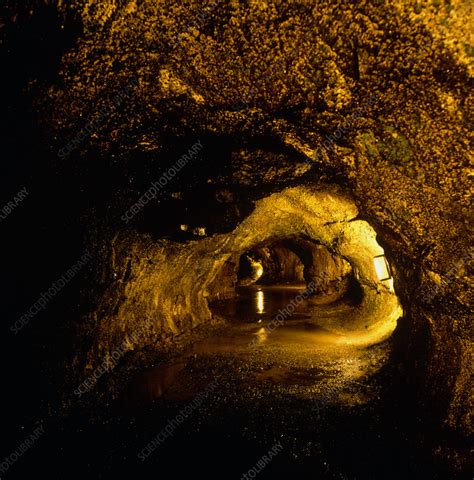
[191,188,402,347]
[229,236,363,308]
[208,197,400,349]
[3,1,472,479]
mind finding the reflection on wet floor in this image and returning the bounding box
[212,284,354,321]
[105,287,436,480]
[125,285,387,408]
[212,284,313,320]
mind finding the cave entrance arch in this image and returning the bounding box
[90,186,404,365]
[212,236,364,322]
[201,187,403,346]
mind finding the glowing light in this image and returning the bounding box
[256,290,264,314]
[373,254,391,281]
[192,227,206,236]
[249,258,263,281]
[256,326,268,343]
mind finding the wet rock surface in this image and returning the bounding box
[2,1,472,477]
[33,0,469,435]
[17,307,469,479]
[28,0,469,436]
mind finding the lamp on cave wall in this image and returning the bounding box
[373,254,392,281]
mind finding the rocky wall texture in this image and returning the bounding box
[244,240,353,300]
[7,0,471,435]
[246,243,305,285]
[285,239,354,297]
[81,188,401,378]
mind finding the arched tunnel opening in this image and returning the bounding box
[192,188,403,347]
[4,1,472,478]
[211,236,365,323]
[113,187,405,422]
[113,189,409,478]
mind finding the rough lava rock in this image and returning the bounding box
[5,0,471,439]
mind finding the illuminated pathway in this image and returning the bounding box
[126,287,389,407]
[111,290,434,479]
[27,287,439,479]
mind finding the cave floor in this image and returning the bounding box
[19,289,464,479]
[126,299,383,407]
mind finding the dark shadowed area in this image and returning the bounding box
[1,1,472,479]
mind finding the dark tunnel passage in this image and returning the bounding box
[107,189,415,478]
[211,236,365,325]
[3,1,472,479]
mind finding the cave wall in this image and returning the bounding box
[206,256,239,301]
[283,239,354,299]
[9,0,470,436]
[303,244,352,297]
[249,244,305,285]
[81,188,401,376]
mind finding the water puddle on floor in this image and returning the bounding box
[211,284,313,321]
[123,285,390,407]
